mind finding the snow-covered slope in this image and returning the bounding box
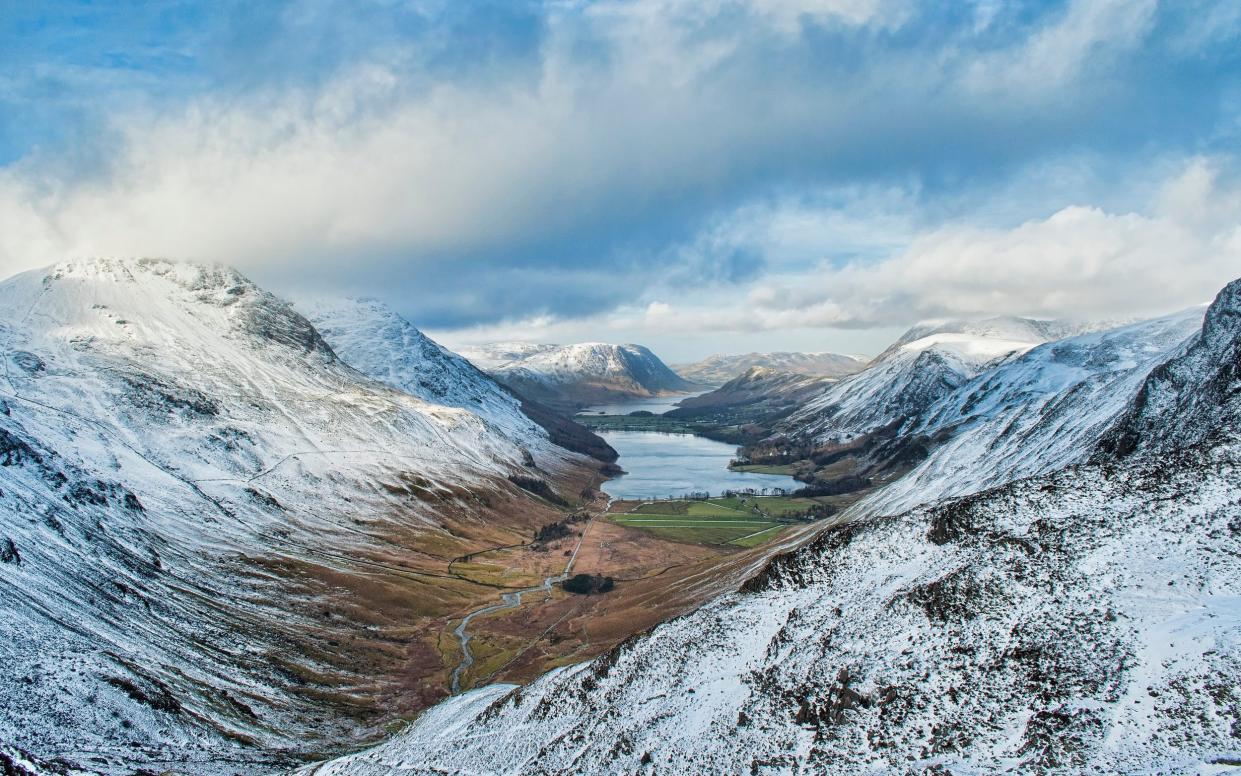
[0,259,591,772]
[672,351,868,386]
[456,342,558,371]
[297,297,617,463]
[294,297,546,446]
[871,316,1106,364]
[781,317,1099,444]
[488,342,696,407]
[673,366,836,412]
[302,281,1241,775]
[863,307,1205,516]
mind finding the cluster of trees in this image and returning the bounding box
[533,510,591,545]
[721,487,790,498]
[792,476,871,497]
[561,573,614,595]
[777,503,838,521]
[533,521,573,544]
[642,486,794,502]
[507,474,569,507]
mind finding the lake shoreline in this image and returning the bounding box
[596,429,800,501]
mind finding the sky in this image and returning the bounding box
[1,0,1239,361]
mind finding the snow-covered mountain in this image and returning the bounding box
[672,351,868,386]
[298,297,618,462]
[870,316,1107,364]
[455,341,558,371]
[857,306,1205,516]
[302,279,1241,775]
[296,298,546,444]
[482,342,697,408]
[672,366,836,413]
[0,259,597,772]
[781,316,1105,445]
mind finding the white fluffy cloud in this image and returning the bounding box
[447,158,1240,355]
[0,0,1172,278]
[640,159,1241,333]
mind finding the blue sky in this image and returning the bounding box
[1,0,1239,359]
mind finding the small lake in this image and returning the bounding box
[575,391,709,416]
[598,431,800,500]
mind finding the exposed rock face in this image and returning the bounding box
[1096,278,1241,459]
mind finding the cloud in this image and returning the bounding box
[963,0,1158,94]
[629,158,1241,333]
[0,0,1238,339]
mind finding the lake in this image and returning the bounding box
[574,391,709,416]
[597,431,800,500]
[580,394,801,500]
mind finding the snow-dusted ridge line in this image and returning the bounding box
[860,305,1206,517]
[672,351,869,386]
[783,315,1127,446]
[464,340,697,406]
[293,295,549,448]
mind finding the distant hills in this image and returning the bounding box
[459,341,697,409]
[671,351,869,386]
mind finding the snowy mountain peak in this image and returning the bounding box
[783,314,1118,444]
[18,256,337,360]
[0,258,598,770]
[293,295,547,445]
[673,350,868,385]
[876,315,1110,365]
[468,340,695,408]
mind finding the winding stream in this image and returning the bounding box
[448,394,796,693]
[449,516,592,694]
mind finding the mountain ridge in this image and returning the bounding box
[302,277,1241,776]
[294,296,617,462]
[672,351,869,386]
[0,258,602,772]
[469,341,697,409]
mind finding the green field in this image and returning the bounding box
[748,496,823,516]
[611,512,785,546]
[729,525,788,547]
[612,496,823,547]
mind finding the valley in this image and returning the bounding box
[433,396,851,701]
[6,8,1239,773]
[2,259,1236,775]
[429,487,837,699]
[300,279,1241,776]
